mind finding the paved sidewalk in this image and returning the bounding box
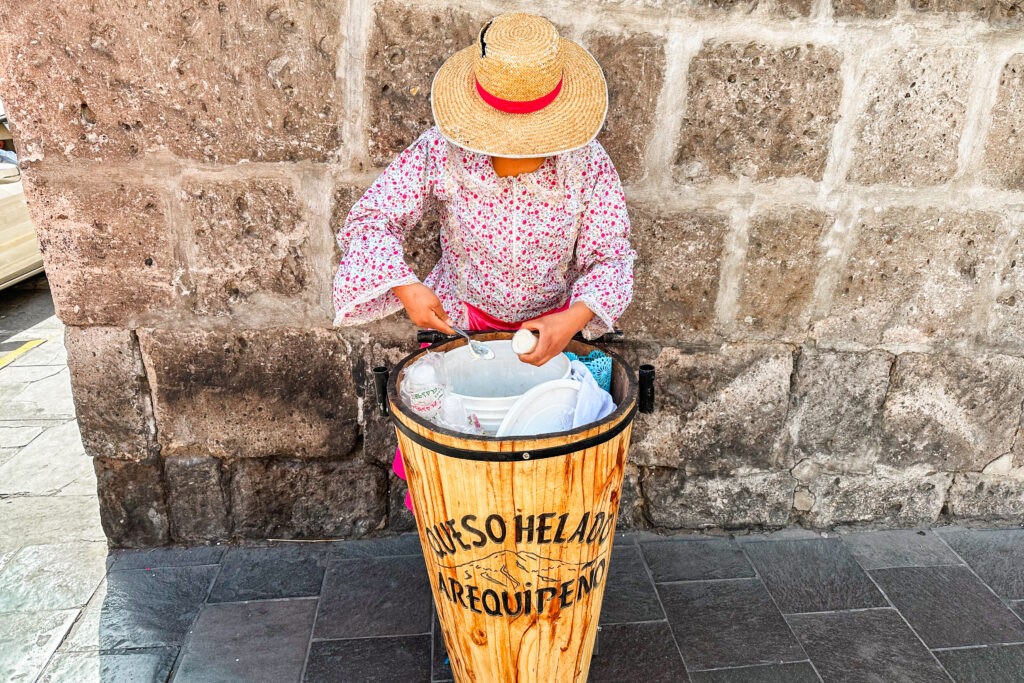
[4,277,1024,681]
[6,527,1024,682]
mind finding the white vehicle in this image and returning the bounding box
[0,102,44,291]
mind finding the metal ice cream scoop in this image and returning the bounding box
[449,324,496,360]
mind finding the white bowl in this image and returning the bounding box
[443,340,571,433]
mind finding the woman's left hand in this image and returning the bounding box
[518,302,595,367]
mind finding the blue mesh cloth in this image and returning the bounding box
[564,350,612,392]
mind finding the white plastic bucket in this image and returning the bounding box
[443,340,571,433]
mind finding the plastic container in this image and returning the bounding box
[443,340,571,433]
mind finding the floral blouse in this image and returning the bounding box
[332,126,636,340]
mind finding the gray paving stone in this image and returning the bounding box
[600,544,665,625]
[659,578,806,671]
[642,538,755,582]
[305,635,431,683]
[0,420,92,496]
[0,609,77,682]
[175,599,316,683]
[8,336,68,368]
[314,556,431,639]
[0,495,105,546]
[432,615,452,682]
[0,424,45,448]
[734,529,828,544]
[327,532,423,559]
[787,608,947,682]
[937,528,1024,599]
[209,545,328,603]
[0,447,16,468]
[935,643,1024,682]
[742,538,887,613]
[871,565,1024,648]
[0,542,107,612]
[0,547,16,575]
[38,647,177,683]
[588,621,689,682]
[64,565,218,650]
[689,661,820,682]
[111,545,224,570]
[0,366,76,420]
[1012,599,1024,621]
[842,529,962,570]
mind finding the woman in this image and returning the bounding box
[333,12,635,363]
[332,12,636,509]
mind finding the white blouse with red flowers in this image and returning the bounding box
[332,127,636,339]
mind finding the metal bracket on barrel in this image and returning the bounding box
[639,364,655,414]
[373,366,390,417]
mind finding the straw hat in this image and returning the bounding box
[431,13,607,158]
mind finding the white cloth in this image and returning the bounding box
[570,360,615,429]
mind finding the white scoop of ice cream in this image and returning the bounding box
[511,328,538,355]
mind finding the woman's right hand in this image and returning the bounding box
[392,283,455,335]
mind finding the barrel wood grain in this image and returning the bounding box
[388,334,637,682]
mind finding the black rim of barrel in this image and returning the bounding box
[385,333,638,462]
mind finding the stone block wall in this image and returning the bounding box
[2,0,1024,546]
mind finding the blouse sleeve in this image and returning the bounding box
[569,143,637,340]
[332,131,442,326]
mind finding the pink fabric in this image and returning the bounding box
[332,126,635,340]
[392,448,406,480]
[464,300,569,331]
[393,447,414,513]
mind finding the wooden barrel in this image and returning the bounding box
[387,332,638,683]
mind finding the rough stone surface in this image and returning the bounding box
[365,1,482,166]
[0,1,342,163]
[982,55,1024,190]
[387,472,416,533]
[910,0,1024,24]
[833,0,898,17]
[848,45,974,186]
[343,325,418,467]
[584,0,811,17]
[771,0,815,17]
[163,457,229,543]
[617,463,646,529]
[989,228,1024,350]
[137,328,359,460]
[815,208,1003,346]
[675,43,842,182]
[630,344,794,475]
[9,0,1024,545]
[585,31,666,183]
[229,459,387,539]
[785,349,894,470]
[734,208,832,338]
[93,457,170,548]
[645,469,795,529]
[880,353,1024,471]
[619,208,729,340]
[801,467,951,527]
[64,327,151,461]
[948,474,1024,520]
[19,176,176,326]
[180,178,311,317]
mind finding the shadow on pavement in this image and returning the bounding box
[0,273,55,348]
